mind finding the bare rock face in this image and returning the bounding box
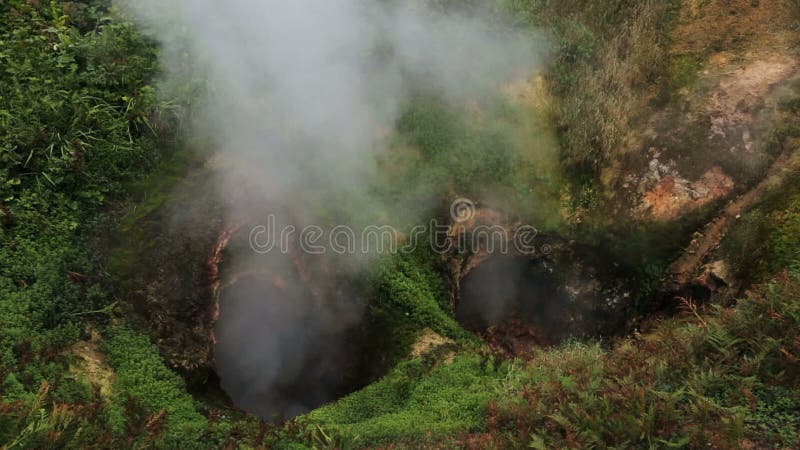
[114,168,226,371]
[114,161,371,418]
[613,0,800,223]
[444,208,637,349]
[113,161,301,372]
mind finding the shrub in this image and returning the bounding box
[103,326,207,448]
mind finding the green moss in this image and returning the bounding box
[360,248,477,373]
[656,52,707,105]
[306,354,506,445]
[103,326,207,448]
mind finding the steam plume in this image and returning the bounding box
[121,0,544,419]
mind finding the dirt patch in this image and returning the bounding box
[706,56,799,151]
[619,0,800,221]
[639,165,734,220]
[67,328,115,400]
[410,329,455,359]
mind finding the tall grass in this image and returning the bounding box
[509,0,679,173]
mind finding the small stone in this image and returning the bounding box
[705,260,732,286]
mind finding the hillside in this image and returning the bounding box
[1,1,799,449]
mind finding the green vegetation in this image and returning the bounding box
[103,326,206,448]
[307,354,507,445]
[656,52,707,105]
[491,270,800,448]
[374,94,562,228]
[360,248,478,372]
[720,88,800,282]
[508,0,680,172]
[2,0,800,449]
[294,265,800,448]
[721,174,800,281]
[0,0,157,386]
[0,2,201,447]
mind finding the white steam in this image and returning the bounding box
[121,0,545,419]
[123,0,543,197]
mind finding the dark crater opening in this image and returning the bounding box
[212,227,370,421]
[113,170,389,420]
[215,276,352,419]
[456,252,635,357]
[458,257,568,341]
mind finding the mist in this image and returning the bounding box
[120,0,546,419]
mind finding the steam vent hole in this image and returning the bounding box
[213,236,364,421]
[456,256,576,352]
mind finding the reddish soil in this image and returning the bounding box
[640,166,735,220]
[481,318,553,360]
[626,0,800,221]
